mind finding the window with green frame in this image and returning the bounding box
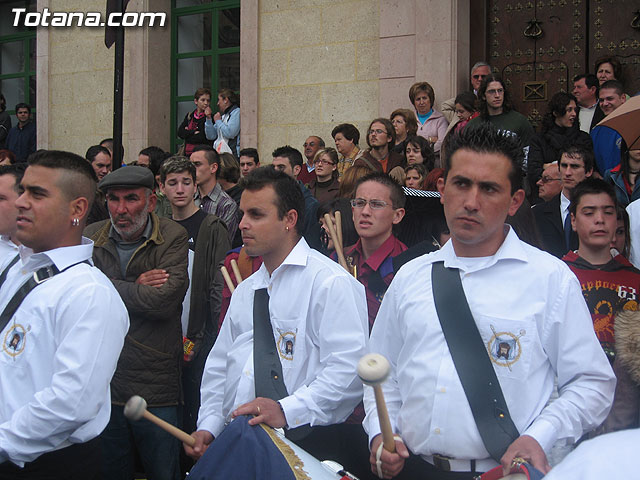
[171,0,240,152]
[0,0,37,127]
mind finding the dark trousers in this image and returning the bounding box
[0,437,101,480]
[293,423,378,480]
[394,454,482,480]
[101,404,180,480]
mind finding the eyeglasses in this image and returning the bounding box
[368,129,387,136]
[539,176,561,184]
[486,88,504,96]
[313,158,335,166]
[472,74,487,80]
[303,142,317,148]
[350,198,392,210]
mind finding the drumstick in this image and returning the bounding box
[221,266,235,293]
[357,354,396,453]
[334,210,343,252]
[323,213,349,271]
[124,395,196,447]
[230,259,243,284]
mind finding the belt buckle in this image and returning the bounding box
[433,453,451,472]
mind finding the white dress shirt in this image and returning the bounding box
[544,428,638,479]
[198,238,368,437]
[627,199,640,268]
[363,227,615,470]
[560,191,570,227]
[0,238,129,466]
[0,235,19,267]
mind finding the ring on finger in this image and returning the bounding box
[256,405,261,414]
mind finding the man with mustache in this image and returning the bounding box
[85,166,189,480]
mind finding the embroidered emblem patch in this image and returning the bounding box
[487,325,525,370]
[3,324,26,357]
[277,329,296,361]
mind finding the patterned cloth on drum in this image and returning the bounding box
[480,462,545,480]
[187,416,341,480]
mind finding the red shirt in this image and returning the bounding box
[346,234,407,331]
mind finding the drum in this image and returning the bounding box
[187,416,358,479]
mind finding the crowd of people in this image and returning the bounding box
[1,54,640,480]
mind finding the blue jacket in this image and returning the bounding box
[205,105,240,157]
[591,125,622,176]
[6,121,36,162]
[604,166,640,207]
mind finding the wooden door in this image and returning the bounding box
[488,0,587,130]
[488,0,640,131]
[589,0,640,96]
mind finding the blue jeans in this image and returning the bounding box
[101,404,180,480]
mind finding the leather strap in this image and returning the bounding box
[0,255,19,290]
[431,261,519,462]
[253,288,288,402]
[0,257,89,334]
[252,287,311,441]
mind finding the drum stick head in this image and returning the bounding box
[124,395,147,421]
[357,353,391,385]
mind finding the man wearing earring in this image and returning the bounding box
[0,151,128,479]
[184,167,369,474]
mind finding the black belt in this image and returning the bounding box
[432,454,477,473]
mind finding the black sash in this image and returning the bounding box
[252,288,311,441]
[431,261,519,462]
[0,255,89,334]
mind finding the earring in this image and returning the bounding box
[72,218,79,227]
[286,226,289,232]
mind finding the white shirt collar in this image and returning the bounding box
[253,237,310,288]
[19,237,94,271]
[561,191,571,212]
[437,226,528,273]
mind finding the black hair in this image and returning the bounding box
[442,122,524,195]
[192,144,220,168]
[28,150,97,213]
[240,166,305,235]
[454,91,477,114]
[569,177,617,215]
[331,123,361,145]
[353,171,406,209]
[477,74,512,119]
[272,145,303,169]
[406,135,435,171]
[14,102,30,114]
[139,146,167,177]
[599,79,625,97]
[559,145,595,176]
[85,145,111,163]
[239,147,259,165]
[0,163,27,192]
[573,73,600,97]
[541,92,578,133]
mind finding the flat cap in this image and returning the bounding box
[98,165,154,191]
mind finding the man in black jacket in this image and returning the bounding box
[533,145,593,258]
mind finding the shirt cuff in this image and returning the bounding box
[197,414,226,439]
[278,395,310,430]
[522,418,557,453]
